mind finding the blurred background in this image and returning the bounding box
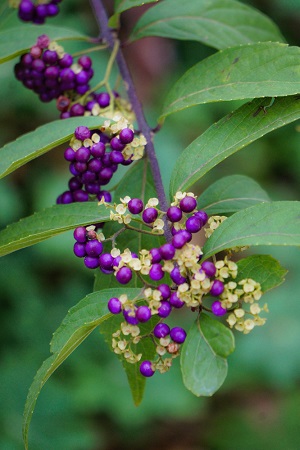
[0,0,300,448]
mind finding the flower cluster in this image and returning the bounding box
[57,123,146,204]
[72,192,268,377]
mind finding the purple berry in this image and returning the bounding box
[110,137,125,151]
[73,242,86,258]
[185,216,202,233]
[201,261,216,277]
[169,292,185,308]
[170,266,187,285]
[140,360,155,377]
[128,198,144,214]
[167,206,182,223]
[73,189,89,202]
[97,92,110,108]
[75,147,91,162]
[170,327,186,344]
[99,253,114,271]
[210,279,224,296]
[75,126,91,141]
[149,263,164,281]
[108,297,122,314]
[85,240,103,257]
[172,231,188,249]
[123,308,138,325]
[97,191,112,202]
[157,284,171,300]
[116,266,132,284]
[73,226,87,243]
[109,150,124,164]
[194,210,208,226]
[119,128,134,144]
[211,300,227,316]
[179,196,197,213]
[153,323,170,338]
[84,256,100,269]
[60,191,73,204]
[91,142,105,158]
[142,207,158,224]
[136,306,152,323]
[59,53,73,68]
[70,103,85,117]
[159,243,175,261]
[158,301,172,318]
[78,55,92,70]
[150,248,161,263]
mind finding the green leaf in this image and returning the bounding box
[0,202,110,257]
[23,288,136,450]
[99,306,158,406]
[181,313,235,397]
[0,116,106,179]
[0,25,89,64]
[161,42,300,119]
[169,96,300,196]
[114,0,158,14]
[203,201,300,259]
[130,0,284,49]
[235,254,287,292]
[197,175,270,215]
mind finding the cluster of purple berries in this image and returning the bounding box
[14,35,94,105]
[18,0,61,24]
[57,126,134,204]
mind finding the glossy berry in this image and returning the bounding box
[159,243,176,261]
[142,208,158,224]
[210,279,225,296]
[211,300,227,316]
[201,261,216,277]
[149,248,161,263]
[170,327,187,344]
[169,292,185,308]
[185,216,202,233]
[75,126,91,141]
[153,323,170,338]
[128,198,144,214]
[136,306,152,323]
[140,360,155,377]
[170,266,187,285]
[99,253,114,271]
[73,242,86,258]
[123,309,138,325]
[194,210,208,226]
[149,263,164,281]
[119,128,134,144]
[85,240,103,257]
[179,196,197,213]
[84,256,99,269]
[158,301,172,318]
[116,266,132,284]
[73,226,87,243]
[167,206,182,223]
[172,231,188,249]
[97,92,110,108]
[108,297,122,314]
[157,284,171,300]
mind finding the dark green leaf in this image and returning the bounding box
[197,175,270,215]
[169,96,300,196]
[161,43,300,119]
[236,255,287,292]
[0,116,106,179]
[181,313,235,396]
[24,288,140,450]
[203,201,300,259]
[0,202,109,257]
[0,25,89,64]
[130,0,284,49]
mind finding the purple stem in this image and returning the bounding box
[90,0,172,242]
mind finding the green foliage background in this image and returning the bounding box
[0,0,300,448]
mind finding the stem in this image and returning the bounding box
[89,0,172,242]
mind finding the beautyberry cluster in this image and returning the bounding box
[57,120,146,204]
[72,192,268,377]
[14,35,94,106]
[15,0,61,24]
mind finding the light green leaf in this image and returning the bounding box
[161,42,300,119]
[23,288,140,450]
[181,313,235,396]
[130,0,284,49]
[0,25,89,64]
[169,96,300,196]
[0,202,109,257]
[109,0,158,27]
[197,175,270,215]
[203,201,300,259]
[236,254,287,292]
[0,116,106,179]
